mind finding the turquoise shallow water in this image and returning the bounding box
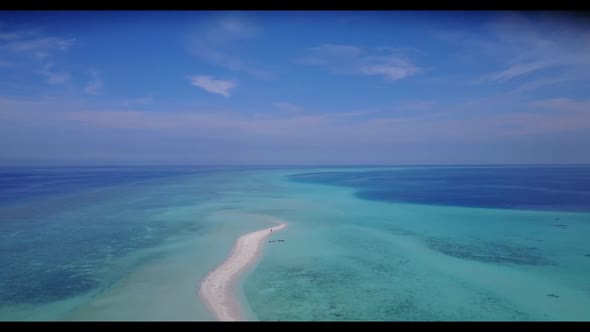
[0,167,283,320]
[242,168,590,321]
[0,166,589,320]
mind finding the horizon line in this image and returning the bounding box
[1,163,590,168]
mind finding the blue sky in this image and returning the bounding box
[0,11,589,165]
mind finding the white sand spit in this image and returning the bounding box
[199,220,287,321]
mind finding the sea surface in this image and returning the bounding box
[0,165,589,321]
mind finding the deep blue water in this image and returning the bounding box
[0,166,224,307]
[0,166,229,204]
[288,166,590,212]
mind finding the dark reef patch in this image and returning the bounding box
[426,238,552,266]
[0,269,99,305]
[552,224,568,229]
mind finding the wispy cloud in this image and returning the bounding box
[3,92,590,164]
[272,101,304,112]
[0,27,75,58]
[84,70,103,95]
[480,13,590,87]
[0,25,77,90]
[496,98,590,135]
[0,27,42,41]
[507,76,576,95]
[188,15,271,79]
[401,101,437,111]
[45,71,70,85]
[0,32,27,41]
[214,16,259,39]
[358,58,419,81]
[298,43,420,81]
[120,96,154,107]
[298,44,362,65]
[189,75,236,97]
[0,59,13,67]
[529,97,590,112]
[57,97,590,142]
[40,63,70,85]
[6,36,75,54]
[487,61,552,82]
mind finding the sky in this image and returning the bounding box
[0,11,589,165]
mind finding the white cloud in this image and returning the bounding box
[508,76,574,95]
[529,98,590,112]
[0,28,41,41]
[54,97,590,142]
[272,101,304,112]
[297,44,362,66]
[487,61,551,82]
[46,72,70,85]
[376,46,421,54]
[188,15,270,79]
[191,47,271,79]
[481,13,590,85]
[189,75,236,97]
[40,63,70,85]
[299,44,420,81]
[217,17,257,37]
[0,59,12,67]
[402,101,436,111]
[5,37,75,54]
[358,62,419,81]
[0,26,76,90]
[121,96,154,107]
[311,44,362,58]
[85,70,103,95]
[0,32,26,41]
[3,94,590,164]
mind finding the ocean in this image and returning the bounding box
[0,165,589,321]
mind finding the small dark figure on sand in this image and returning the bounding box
[271,229,272,232]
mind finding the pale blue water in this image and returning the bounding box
[0,166,589,320]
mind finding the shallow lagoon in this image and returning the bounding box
[0,166,589,320]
